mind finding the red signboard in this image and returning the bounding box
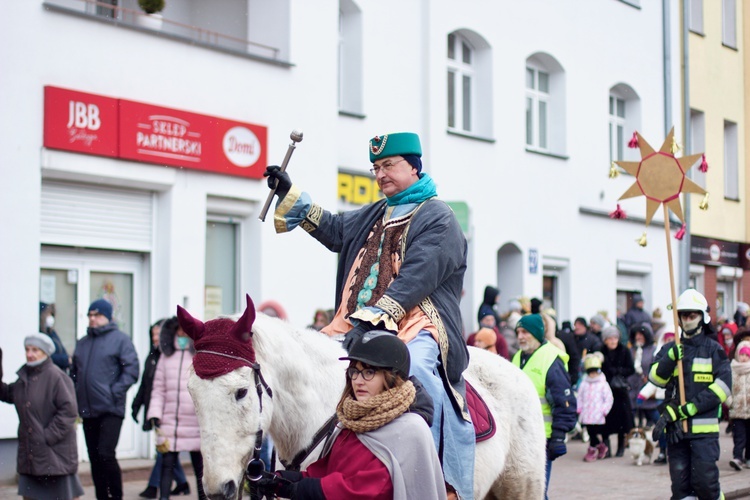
[43,86,119,158]
[43,86,267,179]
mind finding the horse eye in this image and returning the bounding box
[235,388,248,400]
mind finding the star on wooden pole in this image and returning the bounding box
[614,127,709,432]
[616,127,706,225]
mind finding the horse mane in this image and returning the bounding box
[250,312,347,460]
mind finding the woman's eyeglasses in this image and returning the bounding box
[346,366,378,381]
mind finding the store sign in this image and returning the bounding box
[690,235,741,267]
[44,86,267,179]
[741,244,750,270]
[43,87,119,158]
[338,171,383,205]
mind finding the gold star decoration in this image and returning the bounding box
[616,128,707,226]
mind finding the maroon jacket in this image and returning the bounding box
[304,430,392,499]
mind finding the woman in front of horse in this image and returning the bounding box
[258,330,445,499]
[147,317,206,500]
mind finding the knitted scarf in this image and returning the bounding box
[385,173,437,206]
[337,380,416,433]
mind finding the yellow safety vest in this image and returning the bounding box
[512,342,570,438]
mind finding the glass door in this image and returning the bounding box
[41,246,149,461]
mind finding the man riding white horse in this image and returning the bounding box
[264,132,474,499]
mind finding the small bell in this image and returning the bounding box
[637,232,648,247]
[675,223,686,241]
[670,136,681,154]
[609,162,620,179]
[699,192,709,210]
[609,204,627,219]
[628,131,639,149]
[699,154,708,173]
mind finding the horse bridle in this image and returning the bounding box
[244,362,273,484]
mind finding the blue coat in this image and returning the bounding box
[70,322,139,418]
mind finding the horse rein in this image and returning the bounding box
[245,361,273,500]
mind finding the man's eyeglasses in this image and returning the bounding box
[346,366,378,381]
[369,158,406,176]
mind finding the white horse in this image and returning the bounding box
[182,296,546,499]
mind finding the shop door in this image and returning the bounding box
[40,246,149,461]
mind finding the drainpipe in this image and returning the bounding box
[680,0,692,293]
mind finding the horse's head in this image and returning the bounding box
[179,294,271,500]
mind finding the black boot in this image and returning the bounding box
[615,433,625,457]
[139,485,158,499]
[171,482,191,496]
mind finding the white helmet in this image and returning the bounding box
[671,289,711,324]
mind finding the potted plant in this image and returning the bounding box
[138,0,164,14]
[136,0,165,29]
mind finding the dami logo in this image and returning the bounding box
[223,126,261,167]
[66,100,101,146]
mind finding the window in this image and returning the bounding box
[526,67,549,149]
[724,120,739,200]
[205,219,239,319]
[448,32,475,132]
[447,30,493,138]
[689,0,704,34]
[609,84,641,163]
[96,0,117,18]
[690,109,706,188]
[723,0,737,48]
[525,53,566,155]
[338,0,363,115]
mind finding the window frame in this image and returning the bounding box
[722,0,737,48]
[447,32,476,133]
[689,0,704,34]
[525,65,551,151]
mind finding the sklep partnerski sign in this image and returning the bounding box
[43,86,267,179]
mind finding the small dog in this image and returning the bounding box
[625,427,654,466]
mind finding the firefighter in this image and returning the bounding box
[650,289,731,500]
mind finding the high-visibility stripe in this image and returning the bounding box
[709,379,730,402]
[649,364,669,387]
[692,423,720,434]
[543,415,553,423]
[692,357,713,373]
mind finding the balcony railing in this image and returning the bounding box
[44,0,285,63]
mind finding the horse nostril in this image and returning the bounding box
[222,480,237,499]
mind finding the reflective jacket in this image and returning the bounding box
[513,342,577,439]
[649,332,731,437]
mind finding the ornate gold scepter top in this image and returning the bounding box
[611,127,710,432]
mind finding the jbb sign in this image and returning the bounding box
[44,86,267,179]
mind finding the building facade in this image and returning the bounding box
[1,0,686,475]
[685,0,750,323]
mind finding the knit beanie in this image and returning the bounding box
[516,314,545,344]
[590,314,606,328]
[25,332,56,356]
[601,326,620,341]
[88,299,113,321]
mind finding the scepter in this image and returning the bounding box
[258,129,304,222]
[612,127,709,432]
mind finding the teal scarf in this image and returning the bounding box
[386,174,437,206]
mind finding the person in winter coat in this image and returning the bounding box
[622,293,652,334]
[147,316,206,500]
[477,285,501,326]
[729,336,750,470]
[132,319,188,498]
[650,289,732,500]
[39,302,71,372]
[600,326,635,458]
[578,353,614,462]
[628,323,659,426]
[719,322,739,357]
[735,303,749,329]
[70,298,139,500]
[512,314,577,499]
[257,331,446,500]
[0,333,84,499]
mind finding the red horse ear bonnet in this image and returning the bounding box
[177,294,257,379]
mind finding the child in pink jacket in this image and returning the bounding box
[577,353,614,462]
